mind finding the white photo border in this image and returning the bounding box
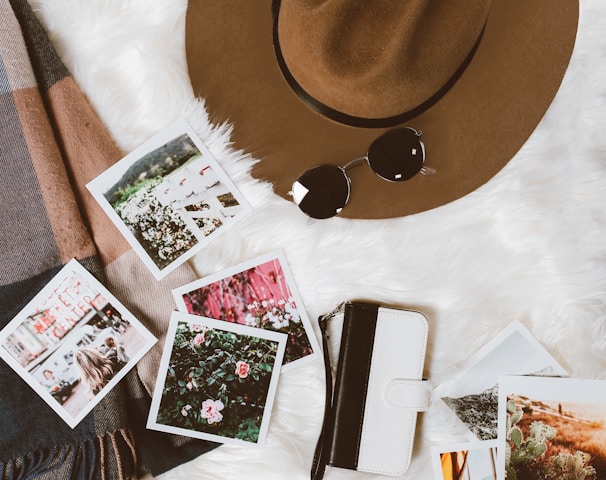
[0,259,157,429]
[435,319,568,399]
[171,249,320,371]
[86,118,252,280]
[146,311,287,447]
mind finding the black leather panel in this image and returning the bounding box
[328,302,378,469]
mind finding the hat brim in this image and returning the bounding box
[185,0,578,220]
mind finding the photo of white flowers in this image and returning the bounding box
[172,250,320,371]
[87,118,251,280]
[147,312,286,446]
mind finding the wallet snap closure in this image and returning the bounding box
[384,379,431,411]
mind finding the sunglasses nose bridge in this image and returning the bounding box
[341,154,369,172]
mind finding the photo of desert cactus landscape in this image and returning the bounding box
[504,395,606,480]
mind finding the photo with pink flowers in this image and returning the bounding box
[172,250,320,370]
[147,312,286,446]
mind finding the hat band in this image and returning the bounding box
[272,6,486,129]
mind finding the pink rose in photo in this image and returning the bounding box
[235,360,250,379]
[193,332,205,345]
[200,399,224,424]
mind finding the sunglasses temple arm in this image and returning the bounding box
[342,154,368,171]
[343,151,436,176]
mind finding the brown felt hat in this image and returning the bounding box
[185,0,578,219]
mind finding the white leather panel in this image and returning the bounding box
[356,308,428,476]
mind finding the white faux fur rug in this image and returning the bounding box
[30,1,606,479]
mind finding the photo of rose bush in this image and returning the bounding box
[156,320,281,443]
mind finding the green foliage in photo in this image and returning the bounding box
[157,321,280,443]
[505,399,598,480]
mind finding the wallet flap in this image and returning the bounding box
[385,378,432,411]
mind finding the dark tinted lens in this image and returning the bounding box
[291,165,350,219]
[367,127,425,182]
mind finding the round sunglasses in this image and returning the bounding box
[290,127,435,219]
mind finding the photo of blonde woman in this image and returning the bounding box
[74,347,116,399]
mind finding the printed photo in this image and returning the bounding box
[147,312,286,447]
[172,250,320,370]
[432,440,498,480]
[497,375,606,480]
[87,118,251,279]
[0,259,156,428]
[434,320,568,441]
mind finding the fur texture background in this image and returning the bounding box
[29,1,606,479]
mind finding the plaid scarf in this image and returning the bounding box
[0,1,216,478]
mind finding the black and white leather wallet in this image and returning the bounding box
[311,301,430,479]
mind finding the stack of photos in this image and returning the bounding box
[172,250,320,370]
[0,260,156,428]
[147,312,286,447]
[87,118,252,280]
[434,320,568,442]
[431,321,606,480]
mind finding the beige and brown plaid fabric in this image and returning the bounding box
[0,1,216,478]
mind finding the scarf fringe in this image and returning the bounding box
[0,429,137,480]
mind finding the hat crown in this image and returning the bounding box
[277,0,491,121]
